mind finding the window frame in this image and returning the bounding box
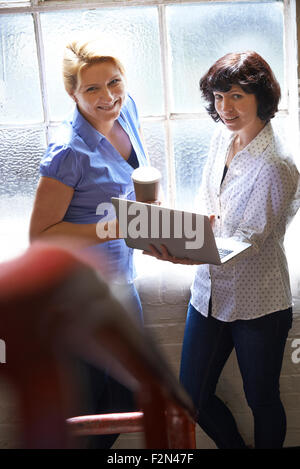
[0,0,298,207]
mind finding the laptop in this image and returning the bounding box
[111,198,251,265]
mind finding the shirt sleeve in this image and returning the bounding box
[39,144,81,188]
[230,158,300,258]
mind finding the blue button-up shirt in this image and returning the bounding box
[40,94,149,283]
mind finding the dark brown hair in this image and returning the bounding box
[199,51,281,123]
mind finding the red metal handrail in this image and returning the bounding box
[0,242,196,449]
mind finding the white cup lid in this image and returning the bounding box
[131,166,161,184]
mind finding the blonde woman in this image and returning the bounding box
[30,38,150,447]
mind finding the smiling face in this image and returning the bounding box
[213,85,263,135]
[72,60,126,131]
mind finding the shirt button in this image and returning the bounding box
[217,215,220,219]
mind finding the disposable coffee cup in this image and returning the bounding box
[131,166,161,202]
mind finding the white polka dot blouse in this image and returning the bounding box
[191,122,300,322]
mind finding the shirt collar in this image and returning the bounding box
[72,106,104,150]
[244,121,273,157]
[225,121,273,158]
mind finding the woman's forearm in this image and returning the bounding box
[30,219,120,247]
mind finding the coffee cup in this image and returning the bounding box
[131,166,161,202]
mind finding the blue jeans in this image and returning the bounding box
[179,302,293,449]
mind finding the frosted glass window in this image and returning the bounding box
[167,1,284,114]
[0,15,44,124]
[172,118,216,211]
[0,128,46,262]
[40,7,163,121]
[141,121,168,202]
[0,127,46,197]
[0,0,292,264]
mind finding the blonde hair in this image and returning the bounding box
[63,38,126,96]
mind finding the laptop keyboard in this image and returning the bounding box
[218,248,233,259]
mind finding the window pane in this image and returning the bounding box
[172,118,216,211]
[40,7,163,121]
[0,127,46,261]
[0,14,44,124]
[0,127,46,197]
[167,1,284,114]
[141,121,169,203]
